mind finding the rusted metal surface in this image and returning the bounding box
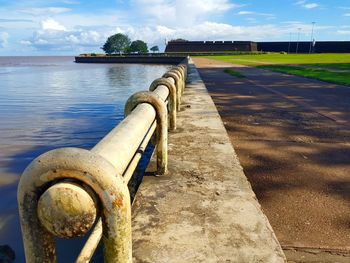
[18,148,132,262]
[37,182,97,238]
[170,66,185,94]
[163,71,182,111]
[124,91,168,175]
[149,78,177,130]
[17,60,188,262]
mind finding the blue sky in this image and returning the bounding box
[0,0,349,55]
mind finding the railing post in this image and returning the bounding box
[124,91,168,175]
[149,78,177,131]
[163,71,182,111]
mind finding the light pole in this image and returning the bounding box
[288,32,291,53]
[309,22,316,54]
[296,28,301,54]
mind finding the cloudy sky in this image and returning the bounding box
[0,0,349,55]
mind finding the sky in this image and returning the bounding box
[0,0,349,55]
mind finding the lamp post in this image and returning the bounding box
[296,28,301,54]
[309,22,316,54]
[288,32,291,53]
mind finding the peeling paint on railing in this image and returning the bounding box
[17,58,188,263]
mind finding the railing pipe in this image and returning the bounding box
[124,89,168,175]
[92,85,169,177]
[77,219,103,263]
[123,120,156,182]
[17,59,188,263]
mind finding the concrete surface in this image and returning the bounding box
[192,57,350,261]
[131,59,286,262]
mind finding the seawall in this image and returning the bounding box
[131,59,286,262]
[75,56,186,64]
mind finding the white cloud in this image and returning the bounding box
[344,13,350,16]
[41,19,67,31]
[131,0,239,26]
[295,1,319,9]
[10,0,335,54]
[237,10,274,18]
[23,21,105,51]
[238,11,254,15]
[0,32,9,47]
[19,7,71,16]
[21,15,336,53]
[304,3,318,9]
[116,22,306,44]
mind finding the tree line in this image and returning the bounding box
[102,33,159,55]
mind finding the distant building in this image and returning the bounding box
[165,40,258,53]
[165,40,350,54]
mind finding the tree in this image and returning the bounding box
[102,33,131,55]
[150,45,159,53]
[128,40,148,54]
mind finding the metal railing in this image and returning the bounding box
[17,59,188,262]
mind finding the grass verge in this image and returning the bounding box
[204,54,350,86]
[303,63,350,70]
[258,65,350,86]
[204,54,350,67]
[223,69,245,78]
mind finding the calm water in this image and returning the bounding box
[0,56,170,262]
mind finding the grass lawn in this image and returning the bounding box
[205,53,350,66]
[303,63,350,70]
[205,53,350,86]
[259,65,350,86]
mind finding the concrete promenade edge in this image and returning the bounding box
[131,59,286,262]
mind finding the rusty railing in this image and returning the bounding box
[17,59,188,262]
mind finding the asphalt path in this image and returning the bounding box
[193,58,350,260]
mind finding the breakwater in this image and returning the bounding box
[75,55,186,64]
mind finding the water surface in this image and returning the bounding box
[0,56,170,262]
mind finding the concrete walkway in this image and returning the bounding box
[131,60,286,262]
[193,57,350,261]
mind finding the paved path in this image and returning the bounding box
[132,60,286,263]
[193,58,350,259]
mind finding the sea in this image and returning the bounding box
[0,56,171,262]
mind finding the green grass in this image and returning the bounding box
[304,63,350,70]
[258,65,350,86]
[205,53,350,66]
[223,69,245,78]
[204,53,350,86]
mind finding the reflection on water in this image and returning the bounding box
[0,56,170,262]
